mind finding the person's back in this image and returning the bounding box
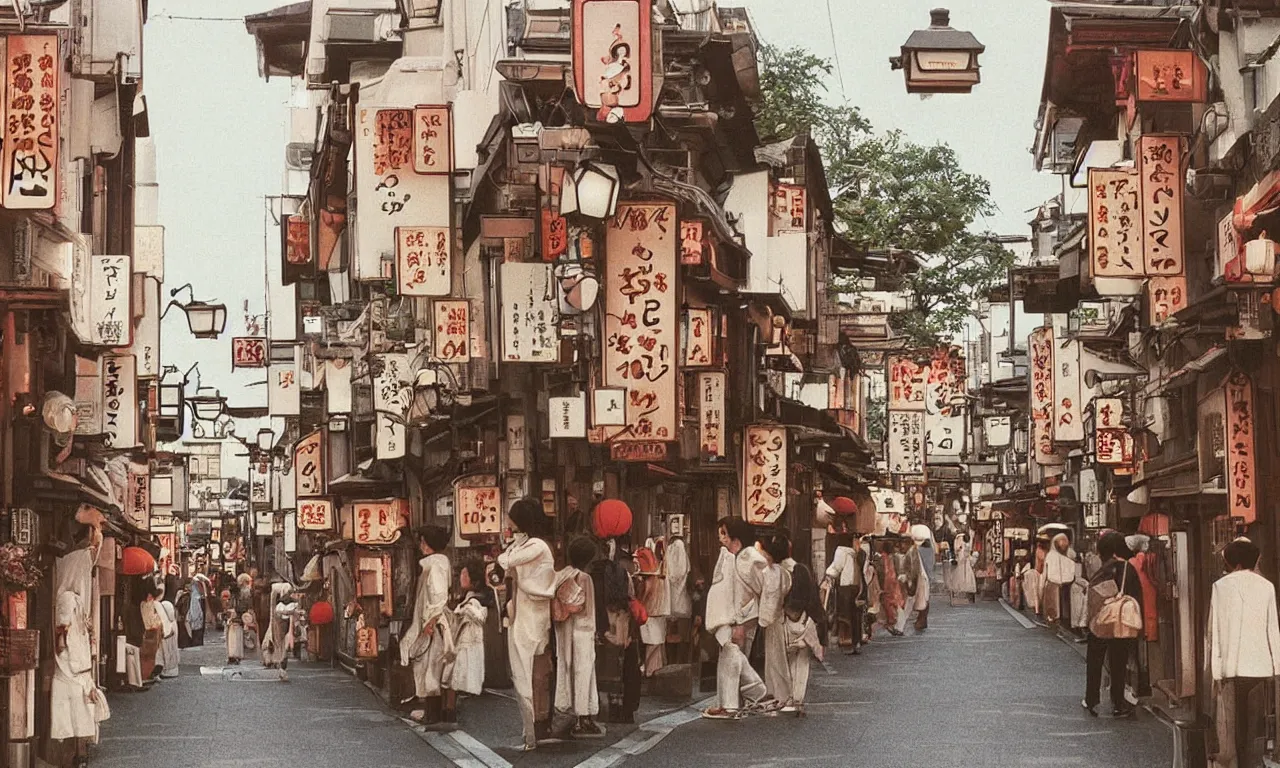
[1210,567,1280,680]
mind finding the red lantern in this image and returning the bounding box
[120,546,156,576]
[592,499,632,539]
[830,497,857,516]
[309,600,335,626]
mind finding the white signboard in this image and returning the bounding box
[373,353,412,460]
[284,511,297,553]
[130,278,160,377]
[1080,467,1100,504]
[354,106,451,281]
[251,462,270,504]
[549,395,587,438]
[592,388,626,427]
[268,347,301,417]
[298,498,334,531]
[433,299,470,363]
[698,371,726,463]
[353,500,406,545]
[88,254,132,347]
[743,424,787,524]
[1053,339,1084,442]
[456,485,502,536]
[500,261,560,362]
[888,411,925,475]
[101,354,137,449]
[396,226,450,296]
[506,414,526,472]
[1096,397,1124,429]
[984,415,1012,448]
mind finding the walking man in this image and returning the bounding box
[702,517,767,719]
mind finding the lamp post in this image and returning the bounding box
[889,8,985,95]
[161,283,228,339]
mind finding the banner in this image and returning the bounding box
[743,425,787,524]
[888,411,925,475]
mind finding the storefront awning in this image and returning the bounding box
[1140,346,1227,397]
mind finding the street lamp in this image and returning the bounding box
[161,283,228,339]
[256,427,276,452]
[187,388,227,422]
[565,162,620,219]
[889,8,985,95]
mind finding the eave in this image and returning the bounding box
[244,1,313,80]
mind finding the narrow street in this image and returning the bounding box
[91,598,1174,768]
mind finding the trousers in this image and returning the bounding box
[1085,636,1135,710]
[715,624,766,710]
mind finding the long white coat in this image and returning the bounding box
[667,538,692,619]
[448,593,487,695]
[1209,569,1280,680]
[51,548,99,741]
[553,567,598,716]
[401,554,453,698]
[498,535,555,745]
[158,601,180,677]
[760,561,794,701]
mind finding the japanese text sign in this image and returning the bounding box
[1138,134,1185,276]
[126,462,150,531]
[372,353,411,461]
[298,498,334,532]
[89,255,132,347]
[412,105,452,175]
[1096,398,1124,429]
[294,429,325,498]
[924,347,966,459]
[396,226,451,296]
[684,307,713,367]
[603,202,678,442]
[549,395,587,438]
[1135,50,1207,103]
[433,299,470,362]
[1053,340,1084,442]
[698,371,726,464]
[500,262,560,362]
[1218,212,1247,283]
[680,219,704,266]
[1226,372,1256,524]
[456,485,501,536]
[353,500,407,545]
[284,214,311,265]
[232,337,267,369]
[572,0,653,124]
[1148,275,1186,326]
[1096,428,1131,466]
[770,184,806,235]
[542,207,568,261]
[3,35,59,210]
[888,411,925,475]
[743,424,787,524]
[1028,326,1059,465]
[1089,168,1143,278]
[888,354,928,411]
[101,353,137,449]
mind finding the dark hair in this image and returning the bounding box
[509,497,551,538]
[1097,531,1128,561]
[417,525,450,553]
[567,535,597,569]
[1225,539,1261,571]
[765,534,790,564]
[460,558,486,589]
[719,516,754,548]
[834,531,855,548]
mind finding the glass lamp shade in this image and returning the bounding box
[189,395,225,422]
[185,302,227,339]
[572,163,620,219]
[256,428,275,451]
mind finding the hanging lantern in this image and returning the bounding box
[120,546,156,576]
[813,497,835,527]
[592,499,632,539]
[309,600,335,626]
[830,496,857,516]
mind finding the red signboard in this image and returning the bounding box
[232,337,267,368]
[298,498,334,532]
[572,0,654,124]
[1226,372,1256,524]
[610,441,669,462]
[1135,50,1208,103]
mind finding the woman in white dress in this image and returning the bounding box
[158,585,180,678]
[399,526,454,721]
[225,573,252,664]
[260,582,297,681]
[1042,533,1076,624]
[553,536,601,737]
[449,559,490,698]
[952,533,978,600]
[497,499,556,751]
[51,530,105,763]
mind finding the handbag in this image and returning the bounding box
[91,687,110,723]
[1089,563,1142,639]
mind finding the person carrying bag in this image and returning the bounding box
[1082,532,1143,718]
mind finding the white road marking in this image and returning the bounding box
[450,730,513,768]
[998,598,1037,628]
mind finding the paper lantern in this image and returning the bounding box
[813,498,835,527]
[592,499,632,539]
[830,497,857,516]
[120,546,155,576]
[309,601,335,626]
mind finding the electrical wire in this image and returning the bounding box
[150,13,243,22]
[824,0,846,99]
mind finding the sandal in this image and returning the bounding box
[701,706,739,720]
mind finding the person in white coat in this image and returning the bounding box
[822,530,862,653]
[1208,538,1280,767]
[554,536,602,738]
[665,532,693,663]
[951,533,979,602]
[637,540,669,676]
[497,499,556,751]
[400,526,454,722]
[157,585,180,678]
[51,528,105,764]
[760,534,795,704]
[1042,533,1076,623]
[448,559,490,699]
[702,517,768,719]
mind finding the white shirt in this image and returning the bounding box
[825,546,858,587]
[1209,569,1280,681]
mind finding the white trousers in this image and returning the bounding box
[715,624,765,711]
[762,623,791,702]
[787,648,812,703]
[554,622,598,716]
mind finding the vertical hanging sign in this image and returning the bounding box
[101,354,137,449]
[1225,371,1256,524]
[1028,326,1059,465]
[888,411,926,475]
[680,220,705,266]
[743,425,787,524]
[395,226,450,296]
[572,0,654,124]
[294,429,325,498]
[697,371,726,465]
[412,105,453,174]
[500,262,560,362]
[683,307,713,367]
[126,462,150,531]
[1052,339,1084,442]
[3,35,59,210]
[372,353,411,461]
[1088,168,1143,278]
[1137,134,1185,276]
[433,300,471,362]
[89,255,132,347]
[603,202,678,442]
[1148,276,1186,326]
[924,347,966,460]
[1095,398,1124,429]
[887,355,928,411]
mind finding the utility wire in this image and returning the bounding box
[151,13,243,22]
[824,0,846,99]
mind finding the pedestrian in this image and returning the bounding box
[398,525,453,720]
[1043,533,1075,624]
[497,498,556,751]
[1082,531,1141,718]
[50,526,105,766]
[185,575,207,647]
[157,585,180,679]
[1207,538,1280,768]
[859,537,879,642]
[759,534,793,705]
[554,536,601,738]
[261,582,297,682]
[907,528,934,631]
[636,542,669,677]
[174,582,192,648]
[139,581,165,681]
[781,588,823,717]
[951,532,978,602]
[664,529,693,664]
[449,559,491,701]
[226,574,253,665]
[822,528,863,653]
[591,541,641,724]
[701,517,768,719]
[1021,552,1042,615]
[878,541,905,636]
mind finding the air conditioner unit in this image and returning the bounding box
[285,142,314,171]
[71,0,142,84]
[1187,167,1232,200]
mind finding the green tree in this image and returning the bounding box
[756,44,1013,348]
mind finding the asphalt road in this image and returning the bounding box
[90,598,1174,768]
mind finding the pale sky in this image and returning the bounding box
[147,0,1058,411]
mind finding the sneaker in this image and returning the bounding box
[701,707,739,720]
[780,704,798,713]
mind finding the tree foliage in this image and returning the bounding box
[755,45,1013,348]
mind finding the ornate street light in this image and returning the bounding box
[161,283,227,339]
[564,162,620,219]
[890,8,985,95]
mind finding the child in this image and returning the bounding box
[554,536,601,737]
[780,604,822,716]
[448,560,491,718]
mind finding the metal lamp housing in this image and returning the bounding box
[892,8,984,95]
[184,301,228,339]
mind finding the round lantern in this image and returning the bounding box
[120,546,156,576]
[830,496,857,516]
[309,600,335,626]
[592,499,632,539]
